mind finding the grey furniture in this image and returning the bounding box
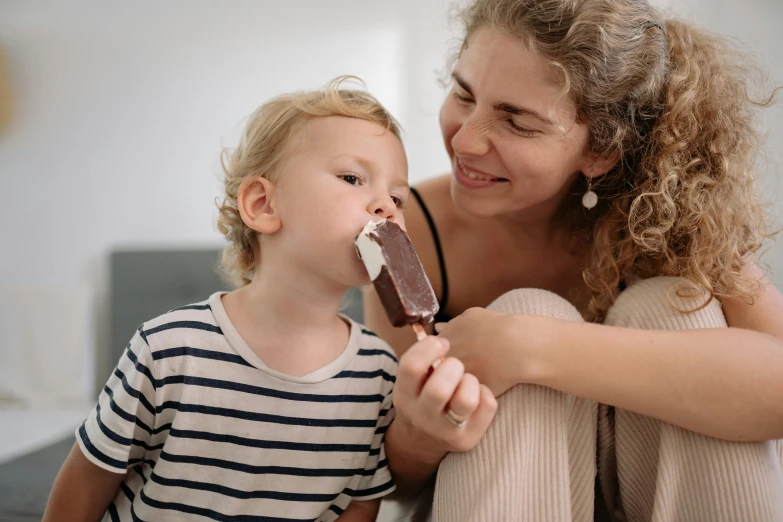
[0,438,74,522]
[106,248,231,384]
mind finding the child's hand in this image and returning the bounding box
[393,335,498,454]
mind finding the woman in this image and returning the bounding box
[367,0,783,520]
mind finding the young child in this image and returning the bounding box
[43,77,496,522]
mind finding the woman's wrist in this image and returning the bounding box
[499,313,569,387]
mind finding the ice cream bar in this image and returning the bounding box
[355,219,439,339]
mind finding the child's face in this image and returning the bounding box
[272,115,409,288]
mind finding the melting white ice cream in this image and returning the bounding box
[355,219,387,280]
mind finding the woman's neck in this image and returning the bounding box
[467,195,580,254]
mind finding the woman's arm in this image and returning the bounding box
[721,262,783,340]
[548,262,783,442]
[539,317,783,442]
[43,443,125,522]
[439,265,783,442]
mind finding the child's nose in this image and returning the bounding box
[368,197,396,220]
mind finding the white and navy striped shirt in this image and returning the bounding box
[77,292,397,521]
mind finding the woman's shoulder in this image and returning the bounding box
[407,175,455,229]
[411,174,451,202]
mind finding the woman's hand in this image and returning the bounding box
[435,307,551,397]
[393,335,497,455]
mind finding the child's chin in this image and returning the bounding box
[350,262,373,286]
[333,272,370,291]
[354,273,372,287]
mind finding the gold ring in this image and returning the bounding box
[445,409,467,428]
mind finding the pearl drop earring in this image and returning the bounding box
[582,177,598,209]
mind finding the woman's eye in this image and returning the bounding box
[340,174,360,185]
[452,91,473,104]
[508,120,538,137]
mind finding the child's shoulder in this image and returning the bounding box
[134,293,222,352]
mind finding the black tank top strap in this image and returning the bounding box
[409,187,451,323]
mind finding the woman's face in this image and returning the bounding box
[440,26,596,220]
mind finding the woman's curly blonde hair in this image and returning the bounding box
[460,0,779,321]
[216,76,402,287]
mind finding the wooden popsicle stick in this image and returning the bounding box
[411,323,426,341]
[412,323,444,373]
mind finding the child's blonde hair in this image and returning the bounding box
[216,76,402,287]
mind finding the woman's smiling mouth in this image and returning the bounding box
[454,157,508,188]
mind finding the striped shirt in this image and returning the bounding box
[77,292,398,522]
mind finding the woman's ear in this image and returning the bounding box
[237,176,281,234]
[583,150,621,180]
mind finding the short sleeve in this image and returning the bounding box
[76,328,157,473]
[352,386,396,500]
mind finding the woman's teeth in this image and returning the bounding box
[463,170,497,181]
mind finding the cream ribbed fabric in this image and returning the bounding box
[427,278,783,522]
[433,289,597,522]
[602,277,783,522]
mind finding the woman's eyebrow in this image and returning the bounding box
[493,102,554,127]
[452,72,555,127]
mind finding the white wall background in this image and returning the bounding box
[0,0,781,412]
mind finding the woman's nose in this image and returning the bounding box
[452,115,491,157]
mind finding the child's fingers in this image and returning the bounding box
[395,337,450,401]
[419,357,464,414]
[444,372,480,425]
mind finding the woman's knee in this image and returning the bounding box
[605,276,727,330]
[487,288,584,322]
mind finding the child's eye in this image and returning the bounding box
[339,174,362,185]
[391,195,403,208]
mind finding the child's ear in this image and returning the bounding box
[237,176,281,234]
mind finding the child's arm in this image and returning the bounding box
[42,442,125,522]
[45,327,157,520]
[335,499,381,521]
